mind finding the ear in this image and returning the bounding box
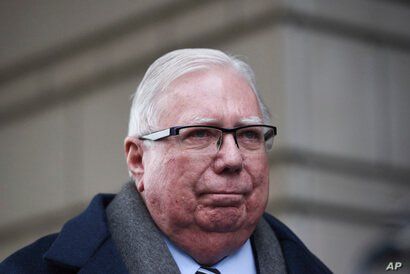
[124,136,145,192]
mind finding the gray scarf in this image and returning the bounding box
[106,182,286,274]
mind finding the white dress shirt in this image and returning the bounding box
[164,237,257,274]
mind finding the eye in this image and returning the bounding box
[179,127,220,148]
[188,129,211,138]
[181,128,218,141]
[241,130,260,139]
[237,128,263,143]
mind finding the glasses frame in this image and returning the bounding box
[139,124,277,150]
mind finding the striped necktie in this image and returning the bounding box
[195,266,221,274]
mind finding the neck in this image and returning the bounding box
[167,227,255,265]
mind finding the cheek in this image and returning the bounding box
[244,155,269,214]
[163,153,211,191]
[244,154,269,187]
[143,151,211,228]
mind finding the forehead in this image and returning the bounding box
[158,67,262,127]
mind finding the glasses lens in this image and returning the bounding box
[237,126,274,152]
[178,127,221,153]
[178,126,275,154]
[264,128,274,150]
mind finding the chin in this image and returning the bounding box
[195,206,249,232]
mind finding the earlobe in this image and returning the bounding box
[136,180,144,192]
[124,137,145,187]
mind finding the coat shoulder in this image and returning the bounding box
[263,213,333,274]
[1,193,117,274]
[0,234,74,274]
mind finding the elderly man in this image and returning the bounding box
[1,49,331,273]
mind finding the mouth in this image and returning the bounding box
[200,193,245,207]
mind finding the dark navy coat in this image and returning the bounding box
[1,194,332,273]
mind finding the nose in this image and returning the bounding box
[213,133,243,174]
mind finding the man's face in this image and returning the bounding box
[140,67,269,239]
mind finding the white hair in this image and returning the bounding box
[128,48,271,137]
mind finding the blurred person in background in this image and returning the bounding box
[0,49,331,274]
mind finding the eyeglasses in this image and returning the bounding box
[139,125,277,154]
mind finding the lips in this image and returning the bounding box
[200,193,245,207]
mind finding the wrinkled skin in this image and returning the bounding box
[125,67,269,265]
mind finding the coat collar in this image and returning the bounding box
[41,192,331,273]
[43,194,115,269]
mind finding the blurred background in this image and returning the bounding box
[1,0,409,273]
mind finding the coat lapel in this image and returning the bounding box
[43,194,127,273]
[78,237,128,274]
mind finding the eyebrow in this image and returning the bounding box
[191,117,218,124]
[239,116,263,124]
[182,116,263,126]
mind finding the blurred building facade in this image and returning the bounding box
[1,0,409,273]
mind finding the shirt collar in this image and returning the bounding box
[164,237,257,274]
